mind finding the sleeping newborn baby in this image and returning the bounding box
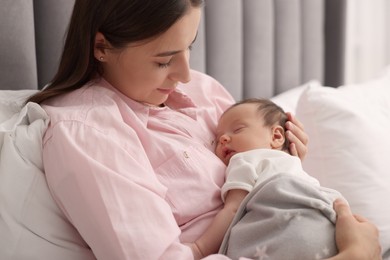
[187,98,346,260]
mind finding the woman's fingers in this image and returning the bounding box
[286,112,305,131]
[285,112,309,160]
[333,198,352,217]
[353,214,369,223]
[333,198,382,260]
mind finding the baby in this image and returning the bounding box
[188,98,345,260]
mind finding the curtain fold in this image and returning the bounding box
[324,0,346,87]
[0,0,37,90]
[204,0,243,100]
[243,0,274,99]
[33,0,75,88]
[301,0,324,84]
[274,0,302,94]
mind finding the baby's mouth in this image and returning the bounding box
[224,148,236,161]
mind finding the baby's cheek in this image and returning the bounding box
[214,146,222,159]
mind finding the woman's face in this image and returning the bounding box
[100,7,201,106]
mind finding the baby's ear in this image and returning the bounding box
[270,125,285,150]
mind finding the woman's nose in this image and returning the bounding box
[170,51,191,83]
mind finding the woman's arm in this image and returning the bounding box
[327,199,382,260]
[43,121,196,259]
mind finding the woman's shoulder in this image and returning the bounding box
[42,82,123,126]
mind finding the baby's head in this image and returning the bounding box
[215,98,290,165]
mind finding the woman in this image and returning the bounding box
[27,0,381,259]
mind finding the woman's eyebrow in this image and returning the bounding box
[154,32,198,57]
[154,50,181,57]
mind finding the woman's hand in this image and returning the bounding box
[285,112,309,160]
[331,199,382,260]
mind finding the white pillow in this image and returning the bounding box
[270,80,318,114]
[0,90,95,260]
[0,90,38,122]
[295,71,390,257]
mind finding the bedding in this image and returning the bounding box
[0,90,95,260]
[272,67,390,259]
[219,174,338,260]
[269,81,312,114]
[218,149,341,260]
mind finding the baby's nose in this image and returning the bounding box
[219,134,229,144]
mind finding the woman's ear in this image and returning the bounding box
[94,32,109,61]
[270,125,285,150]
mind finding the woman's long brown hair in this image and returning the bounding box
[26,0,203,104]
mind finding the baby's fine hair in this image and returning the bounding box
[227,98,290,152]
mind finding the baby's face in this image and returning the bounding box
[215,103,273,165]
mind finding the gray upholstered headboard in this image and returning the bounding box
[0,0,345,100]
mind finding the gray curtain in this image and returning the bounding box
[191,0,325,100]
[0,0,37,90]
[0,0,74,90]
[0,0,346,101]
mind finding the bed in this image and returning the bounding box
[0,1,389,259]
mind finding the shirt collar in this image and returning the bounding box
[96,77,197,125]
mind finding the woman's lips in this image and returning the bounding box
[157,88,174,95]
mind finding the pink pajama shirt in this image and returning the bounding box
[42,70,235,259]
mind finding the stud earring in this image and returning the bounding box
[99,56,104,61]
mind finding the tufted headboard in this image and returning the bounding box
[0,0,346,100]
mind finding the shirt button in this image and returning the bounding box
[183,151,189,158]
